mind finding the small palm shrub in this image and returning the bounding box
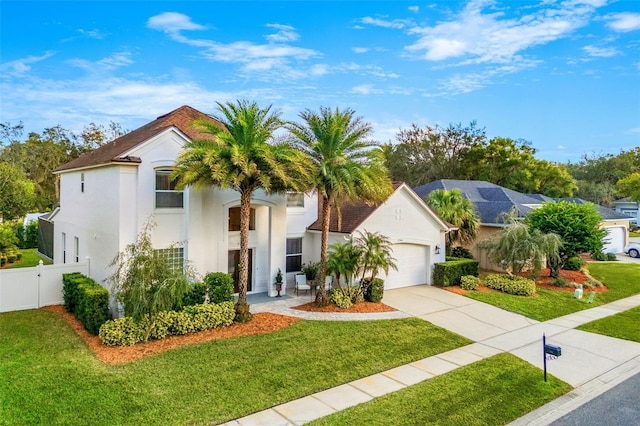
[451,246,474,259]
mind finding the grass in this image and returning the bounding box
[309,353,571,426]
[629,231,640,238]
[578,306,640,343]
[465,263,640,321]
[3,248,52,269]
[0,309,471,425]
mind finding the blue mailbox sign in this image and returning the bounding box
[543,334,561,382]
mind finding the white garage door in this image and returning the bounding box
[603,226,626,253]
[383,244,429,289]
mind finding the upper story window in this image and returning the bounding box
[80,172,85,193]
[286,192,305,208]
[229,207,255,231]
[155,169,183,208]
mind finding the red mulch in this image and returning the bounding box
[292,301,396,313]
[446,268,608,296]
[44,305,301,364]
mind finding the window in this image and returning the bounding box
[80,172,85,193]
[154,247,184,271]
[229,207,255,231]
[286,192,304,208]
[74,237,79,263]
[155,169,183,208]
[286,238,303,273]
[62,232,66,264]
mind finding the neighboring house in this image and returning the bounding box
[613,197,639,225]
[414,180,633,269]
[51,105,449,306]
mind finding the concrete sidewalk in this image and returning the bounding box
[227,286,640,425]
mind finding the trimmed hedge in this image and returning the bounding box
[62,272,110,334]
[484,274,536,296]
[364,278,384,302]
[433,258,479,287]
[99,301,235,346]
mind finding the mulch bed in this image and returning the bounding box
[45,300,395,364]
[44,305,301,364]
[292,301,396,313]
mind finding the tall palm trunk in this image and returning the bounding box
[235,189,253,322]
[316,196,331,307]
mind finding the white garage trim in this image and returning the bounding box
[603,226,626,254]
[383,243,431,289]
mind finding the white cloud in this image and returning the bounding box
[353,47,369,53]
[606,12,640,32]
[265,24,300,42]
[583,45,618,57]
[147,12,319,75]
[360,16,411,29]
[351,84,374,95]
[0,51,55,77]
[405,0,604,64]
[557,144,565,149]
[147,12,206,33]
[68,51,134,73]
[626,127,640,134]
[408,6,419,13]
[78,29,107,39]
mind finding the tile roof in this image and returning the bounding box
[413,179,633,224]
[54,105,221,172]
[307,182,407,234]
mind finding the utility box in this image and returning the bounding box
[544,344,562,357]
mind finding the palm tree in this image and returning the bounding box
[288,107,392,306]
[173,100,311,322]
[425,189,479,250]
[354,230,397,284]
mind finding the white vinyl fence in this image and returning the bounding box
[0,260,90,312]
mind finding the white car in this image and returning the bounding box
[624,243,640,258]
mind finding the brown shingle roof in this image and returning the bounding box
[54,105,222,172]
[308,182,404,234]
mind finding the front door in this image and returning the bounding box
[228,249,253,293]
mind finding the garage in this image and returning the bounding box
[602,226,626,253]
[383,243,430,289]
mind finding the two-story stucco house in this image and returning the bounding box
[51,105,450,303]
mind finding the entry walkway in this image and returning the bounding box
[226,286,640,425]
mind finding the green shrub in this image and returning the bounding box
[484,274,536,296]
[98,301,235,346]
[0,255,6,267]
[606,253,617,261]
[204,272,234,304]
[6,254,16,263]
[460,275,479,290]
[433,258,479,286]
[451,246,474,259]
[330,287,353,309]
[591,251,606,261]
[551,277,569,288]
[364,278,384,302]
[62,272,110,334]
[563,257,584,271]
[182,282,207,306]
[16,252,22,261]
[302,262,319,280]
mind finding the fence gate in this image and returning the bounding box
[0,261,89,313]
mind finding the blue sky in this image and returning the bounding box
[1,0,639,162]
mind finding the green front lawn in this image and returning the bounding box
[465,263,640,321]
[3,248,52,269]
[578,305,640,342]
[629,231,640,238]
[0,309,471,425]
[310,353,571,426]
